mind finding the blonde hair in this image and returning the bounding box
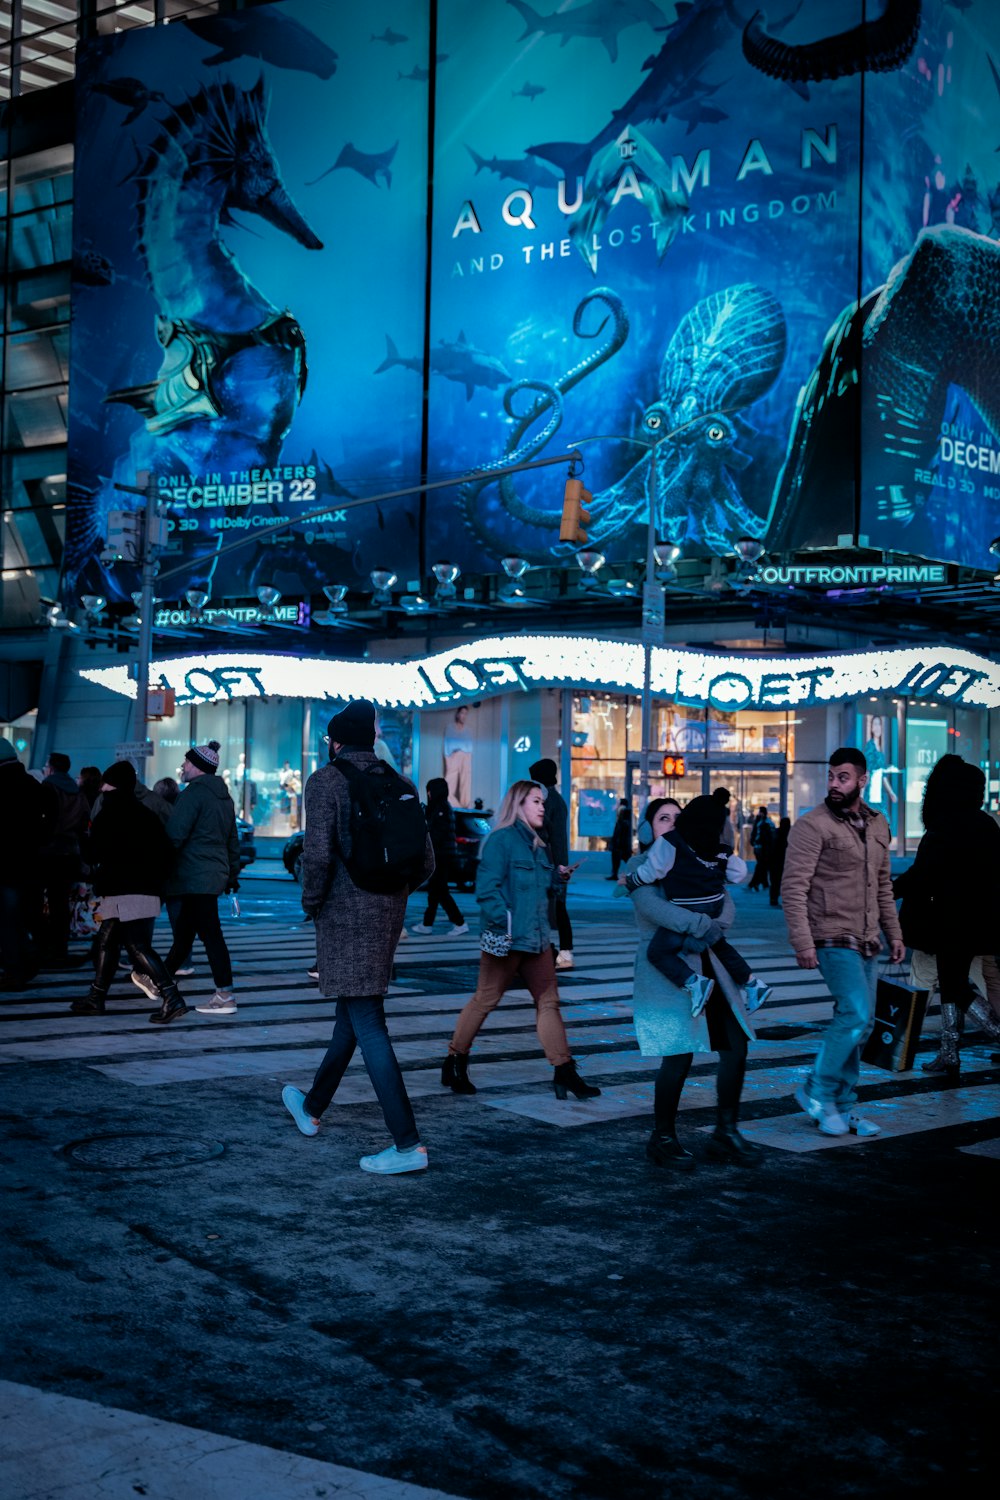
[492,779,543,839]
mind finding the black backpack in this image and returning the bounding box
[334,759,428,894]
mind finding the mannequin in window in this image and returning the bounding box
[443,705,473,807]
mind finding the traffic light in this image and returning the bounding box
[662,754,685,778]
[560,476,592,544]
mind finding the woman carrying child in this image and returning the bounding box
[624,797,762,1170]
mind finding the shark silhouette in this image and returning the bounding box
[507,0,665,64]
[376,333,511,401]
[466,146,559,191]
[307,141,398,190]
[371,27,408,45]
[512,80,546,102]
[528,0,802,179]
[92,76,166,126]
[182,12,337,80]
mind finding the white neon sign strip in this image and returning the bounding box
[79,636,1000,711]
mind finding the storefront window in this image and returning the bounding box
[904,710,950,842]
[570,693,630,851]
[247,698,303,836]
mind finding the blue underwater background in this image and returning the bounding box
[67,0,1000,601]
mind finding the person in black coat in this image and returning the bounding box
[72,761,187,1023]
[895,754,1000,1072]
[609,799,633,879]
[410,778,468,935]
[747,807,774,891]
[769,817,791,908]
[530,757,574,968]
[0,738,49,988]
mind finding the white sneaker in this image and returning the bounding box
[195,990,237,1015]
[446,922,469,936]
[359,1143,428,1175]
[409,924,435,935]
[817,1104,849,1136]
[307,968,319,980]
[173,966,194,978]
[848,1110,881,1137]
[555,950,574,970]
[685,972,715,1018]
[281,1085,318,1137]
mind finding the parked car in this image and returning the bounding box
[283,830,304,882]
[236,816,257,869]
[281,805,492,887]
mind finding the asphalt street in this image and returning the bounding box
[0,861,996,1500]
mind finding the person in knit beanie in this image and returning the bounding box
[185,741,220,775]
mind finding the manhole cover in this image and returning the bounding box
[63,1134,225,1171]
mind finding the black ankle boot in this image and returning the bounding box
[149,988,188,1025]
[553,1060,601,1099]
[71,987,106,1015]
[706,1110,762,1166]
[646,1128,695,1170]
[441,1052,476,1094]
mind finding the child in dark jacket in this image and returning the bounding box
[622,796,771,1017]
[410,778,469,936]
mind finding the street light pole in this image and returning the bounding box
[112,471,159,749]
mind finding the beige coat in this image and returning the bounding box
[782,799,901,956]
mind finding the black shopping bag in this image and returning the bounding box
[862,969,928,1072]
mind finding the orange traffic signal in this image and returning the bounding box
[560,477,592,544]
[662,754,685,777]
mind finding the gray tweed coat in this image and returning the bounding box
[301,749,434,998]
[626,855,755,1057]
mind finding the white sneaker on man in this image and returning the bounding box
[446,922,469,936]
[409,924,435,935]
[173,966,194,978]
[281,1085,319,1137]
[555,950,574,970]
[195,990,237,1015]
[847,1110,881,1137]
[359,1143,428,1174]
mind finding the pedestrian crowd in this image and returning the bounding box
[4,709,999,1176]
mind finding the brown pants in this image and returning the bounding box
[449,947,571,1066]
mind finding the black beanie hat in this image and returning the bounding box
[102,760,137,793]
[676,795,726,860]
[327,699,377,750]
[528,758,557,787]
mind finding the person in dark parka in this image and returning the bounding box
[895,754,1000,1073]
[410,777,468,935]
[0,738,49,989]
[529,756,574,968]
[72,761,186,1023]
[282,699,434,1175]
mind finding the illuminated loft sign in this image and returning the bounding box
[79,636,1000,713]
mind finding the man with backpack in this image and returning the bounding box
[282,699,434,1175]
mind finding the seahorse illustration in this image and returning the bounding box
[66,76,322,601]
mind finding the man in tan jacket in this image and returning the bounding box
[782,747,904,1138]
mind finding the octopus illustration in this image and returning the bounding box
[459,283,787,560]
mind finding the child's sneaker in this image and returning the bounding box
[743,978,773,1013]
[685,972,715,1018]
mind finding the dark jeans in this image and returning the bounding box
[647,925,752,989]
[422,867,462,927]
[747,851,770,890]
[654,989,749,1132]
[41,852,79,960]
[165,898,191,966]
[165,895,232,989]
[93,917,178,999]
[0,884,35,980]
[555,894,572,952]
[304,996,419,1150]
[769,858,785,906]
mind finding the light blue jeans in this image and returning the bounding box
[811,948,879,1108]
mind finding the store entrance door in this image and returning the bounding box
[624,753,787,859]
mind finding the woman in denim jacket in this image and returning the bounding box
[441,780,600,1101]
